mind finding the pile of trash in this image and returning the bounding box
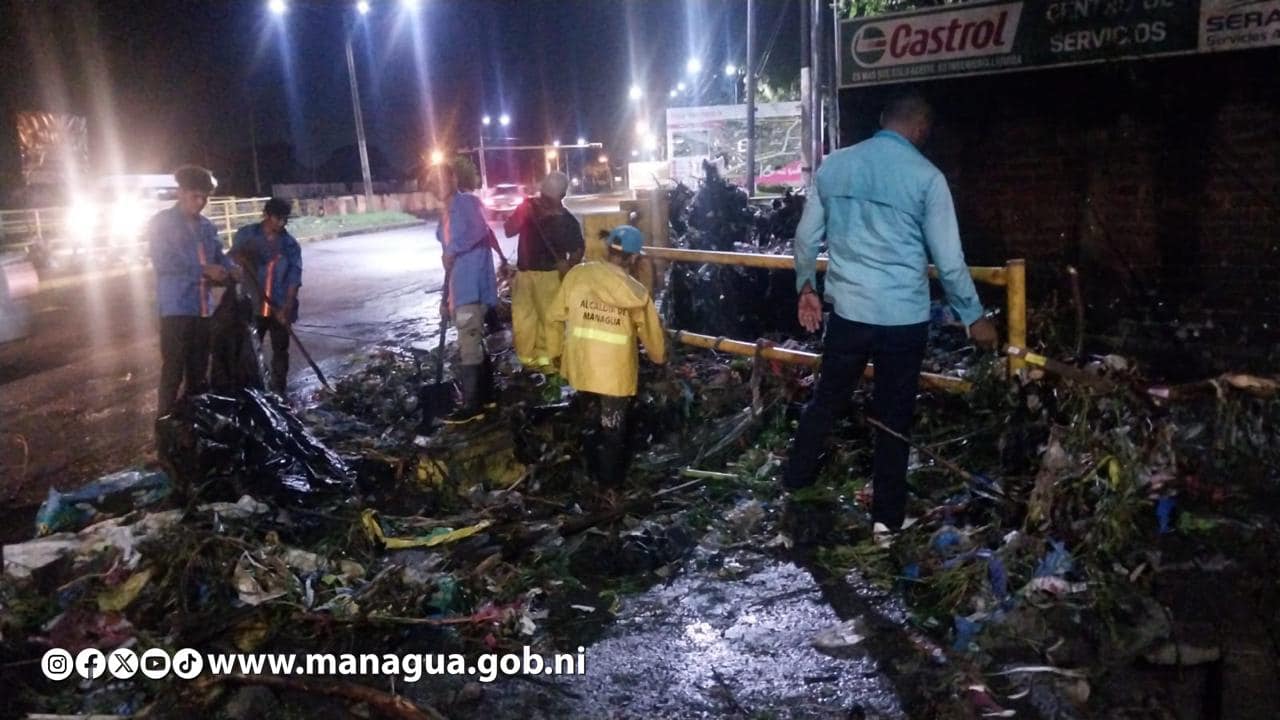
[3,285,1278,717]
[0,325,813,718]
[663,166,808,339]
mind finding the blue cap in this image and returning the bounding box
[608,225,644,255]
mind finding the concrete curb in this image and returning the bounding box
[33,220,429,294]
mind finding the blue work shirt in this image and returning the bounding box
[232,222,303,322]
[437,191,498,310]
[795,129,984,327]
[147,206,230,318]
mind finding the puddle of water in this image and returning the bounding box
[411,548,906,719]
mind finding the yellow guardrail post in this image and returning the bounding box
[1005,259,1027,376]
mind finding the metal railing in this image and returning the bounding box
[635,244,1029,378]
[0,196,271,254]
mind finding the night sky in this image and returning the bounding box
[0,0,800,197]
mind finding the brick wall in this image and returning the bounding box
[839,48,1280,369]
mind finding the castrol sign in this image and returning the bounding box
[838,1,1278,88]
[849,3,1023,69]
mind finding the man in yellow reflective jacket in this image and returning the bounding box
[548,225,665,486]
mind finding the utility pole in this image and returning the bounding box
[810,0,825,174]
[344,30,374,204]
[799,0,812,188]
[478,132,489,191]
[745,0,757,196]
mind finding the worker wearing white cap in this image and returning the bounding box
[504,171,584,373]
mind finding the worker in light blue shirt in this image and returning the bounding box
[784,91,998,536]
[147,165,232,418]
[435,161,499,425]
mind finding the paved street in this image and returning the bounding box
[0,223,518,521]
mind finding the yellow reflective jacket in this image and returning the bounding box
[548,261,665,397]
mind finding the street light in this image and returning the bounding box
[553,139,560,147]
[430,149,445,165]
[724,62,737,75]
[266,0,373,203]
[499,114,510,127]
[630,149,639,158]
[577,136,586,146]
[677,81,687,92]
[598,154,608,164]
[482,115,491,126]
[401,0,420,9]
[686,57,702,75]
[628,84,642,101]
[669,89,678,98]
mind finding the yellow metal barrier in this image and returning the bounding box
[638,244,1027,379]
[0,196,270,252]
[672,330,972,393]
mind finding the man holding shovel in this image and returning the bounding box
[436,162,499,425]
[232,197,302,397]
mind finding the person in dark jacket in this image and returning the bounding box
[147,165,231,418]
[504,171,584,372]
[231,197,302,396]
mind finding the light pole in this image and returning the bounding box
[478,113,510,191]
[345,28,373,203]
[269,1,373,204]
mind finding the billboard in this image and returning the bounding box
[16,112,90,186]
[838,0,1280,88]
[666,102,804,189]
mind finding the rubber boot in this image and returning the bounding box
[480,353,498,409]
[442,364,485,425]
[595,427,627,487]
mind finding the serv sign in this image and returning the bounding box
[838,0,1273,88]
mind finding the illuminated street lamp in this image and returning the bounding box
[401,0,420,10]
[482,115,491,126]
[553,139,561,147]
[430,149,445,165]
[686,57,702,75]
[669,89,677,99]
[499,114,510,127]
[267,0,374,202]
[677,81,687,92]
[724,62,737,75]
[598,154,608,164]
[628,84,643,101]
[577,136,586,146]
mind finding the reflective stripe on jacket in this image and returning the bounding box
[548,261,665,398]
[232,223,303,322]
[147,206,229,318]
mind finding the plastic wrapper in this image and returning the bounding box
[157,389,354,498]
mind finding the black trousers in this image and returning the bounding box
[782,314,929,530]
[255,316,291,395]
[158,315,210,417]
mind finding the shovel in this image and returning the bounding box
[418,270,455,431]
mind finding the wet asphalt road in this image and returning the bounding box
[0,223,517,510]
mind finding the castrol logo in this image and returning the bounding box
[850,2,1023,68]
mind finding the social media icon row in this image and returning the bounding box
[42,647,203,681]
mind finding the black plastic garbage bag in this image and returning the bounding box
[157,388,354,498]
